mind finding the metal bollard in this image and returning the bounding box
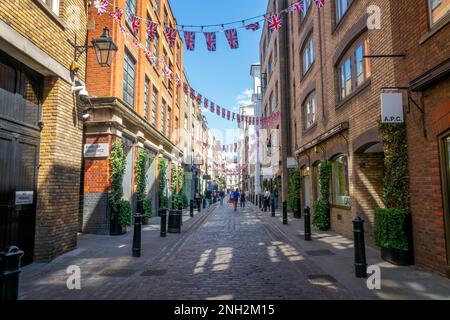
[159,208,167,237]
[353,217,368,278]
[203,198,206,209]
[0,246,24,300]
[283,201,288,225]
[190,200,194,217]
[271,198,275,217]
[259,195,262,209]
[132,213,142,257]
[304,206,311,241]
[197,199,201,212]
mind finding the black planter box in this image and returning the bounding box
[168,210,182,233]
[110,220,126,236]
[381,247,414,266]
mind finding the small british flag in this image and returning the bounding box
[204,32,217,51]
[204,98,209,109]
[110,8,124,31]
[183,82,189,95]
[196,93,202,105]
[190,87,196,100]
[184,31,196,51]
[210,102,215,113]
[245,22,260,31]
[222,108,226,118]
[164,27,177,48]
[216,105,221,116]
[267,14,282,32]
[288,1,304,13]
[227,111,230,120]
[315,0,326,8]
[94,0,109,16]
[225,29,239,49]
[131,16,140,37]
[146,21,158,42]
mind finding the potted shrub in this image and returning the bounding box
[312,161,331,231]
[142,197,152,225]
[109,140,128,236]
[375,122,414,265]
[374,208,414,265]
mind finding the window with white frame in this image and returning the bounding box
[302,34,315,75]
[144,78,150,120]
[152,88,158,126]
[123,50,136,107]
[41,0,60,15]
[303,91,317,130]
[338,39,370,100]
[428,0,450,25]
[336,0,353,22]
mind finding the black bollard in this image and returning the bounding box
[160,208,167,237]
[271,198,275,217]
[132,213,142,257]
[353,217,368,278]
[283,201,288,225]
[190,200,194,217]
[198,198,201,212]
[203,198,206,209]
[259,195,262,209]
[0,246,24,300]
[304,206,311,241]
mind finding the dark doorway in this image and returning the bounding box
[0,52,42,265]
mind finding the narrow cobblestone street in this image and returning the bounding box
[18,202,450,300]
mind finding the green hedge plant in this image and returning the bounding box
[109,140,127,224]
[117,200,132,227]
[374,208,408,251]
[143,197,152,222]
[287,169,301,212]
[312,161,331,231]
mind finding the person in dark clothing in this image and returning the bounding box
[205,189,212,208]
[232,189,240,211]
[240,191,246,208]
[219,190,225,205]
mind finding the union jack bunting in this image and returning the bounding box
[146,21,158,42]
[196,93,202,104]
[288,1,304,13]
[204,32,217,51]
[224,29,239,49]
[94,0,109,15]
[204,98,209,109]
[222,108,226,118]
[183,82,189,95]
[164,27,177,47]
[232,113,236,121]
[245,22,260,31]
[110,8,125,31]
[216,105,221,116]
[184,31,196,51]
[210,102,215,113]
[268,14,282,32]
[316,0,326,8]
[190,87,196,100]
[227,111,231,120]
[131,16,141,37]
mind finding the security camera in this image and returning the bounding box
[79,88,89,102]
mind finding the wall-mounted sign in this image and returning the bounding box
[287,157,298,169]
[15,191,34,205]
[381,92,404,123]
[84,143,109,158]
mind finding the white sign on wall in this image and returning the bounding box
[84,143,109,158]
[381,92,404,123]
[15,191,34,205]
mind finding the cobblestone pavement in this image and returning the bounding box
[20,203,368,300]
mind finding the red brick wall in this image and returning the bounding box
[84,135,112,194]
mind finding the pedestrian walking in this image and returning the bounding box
[219,190,225,205]
[205,189,212,208]
[263,189,271,212]
[273,186,279,209]
[232,188,240,212]
[240,190,246,208]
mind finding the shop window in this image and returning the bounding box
[312,162,322,201]
[332,155,350,206]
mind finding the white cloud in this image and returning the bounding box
[233,88,253,112]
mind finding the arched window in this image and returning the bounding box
[303,91,317,130]
[332,155,350,206]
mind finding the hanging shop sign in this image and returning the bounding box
[84,143,109,158]
[381,92,404,123]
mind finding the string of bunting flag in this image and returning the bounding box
[98,2,283,126]
[94,0,325,51]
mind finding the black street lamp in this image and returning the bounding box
[68,27,118,68]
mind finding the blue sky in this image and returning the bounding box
[170,0,266,147]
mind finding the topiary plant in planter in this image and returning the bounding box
[287,168,301,213]
[312,161,331,231]
[143,197,152,224]
[109,140,127,235]
[375,122,414,265]
[117,200,132,227]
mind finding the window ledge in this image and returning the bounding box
[419,14,450,45]
[335,79,371,110]
[301,62,315,83]
[303,122,318,135]
[32,0,67,30]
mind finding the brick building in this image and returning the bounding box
[281,0,449,276]
[82,0,184,234]
[391,0,449,277]
[0,0,87,263]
